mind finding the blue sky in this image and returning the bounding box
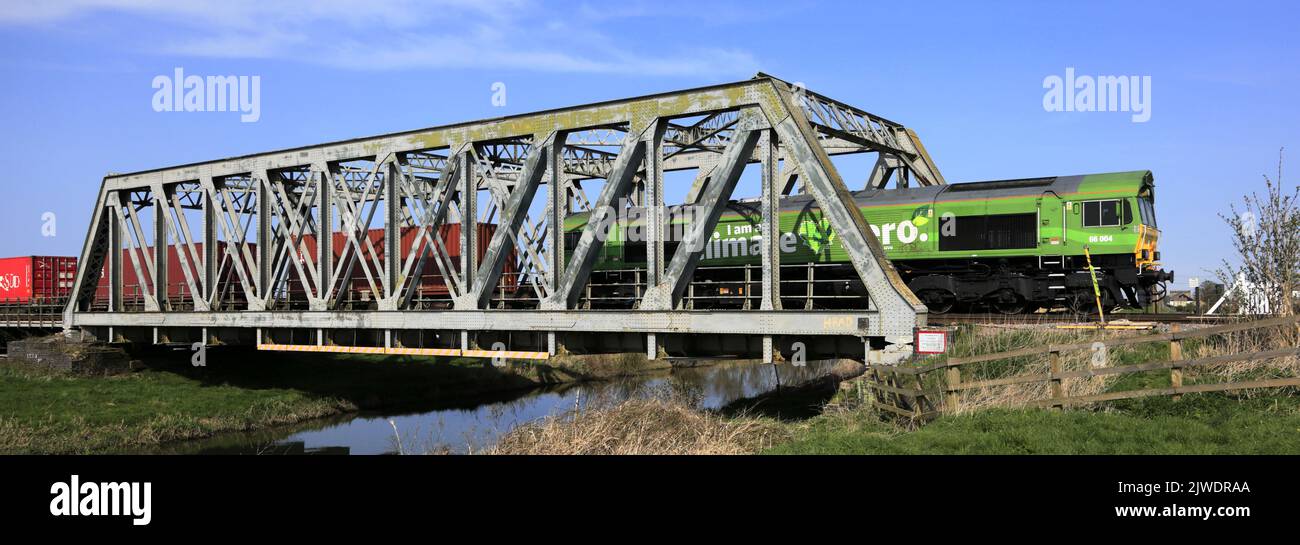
[0,0,1296,283]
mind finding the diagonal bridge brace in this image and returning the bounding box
[457,133,558,310]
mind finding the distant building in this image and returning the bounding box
[1166,290,1195,309]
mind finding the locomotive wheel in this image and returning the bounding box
[991,290,1027,315]
[1065,292,1120,315]
[918,290,955,314]
[1065,292,1093,314]
[993,298,1027,315]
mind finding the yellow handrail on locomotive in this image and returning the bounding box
[1084,245,1106,324]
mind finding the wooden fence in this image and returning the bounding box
[862,314,1300,421]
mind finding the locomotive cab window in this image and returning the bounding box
[1082,200,1122,227]
[1137,188,1158,227]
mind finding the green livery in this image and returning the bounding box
[566,170,1161,271]
[563,170,1172,313]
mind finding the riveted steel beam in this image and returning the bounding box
[542,124,649,310]
[767,80,927,338]
[155,183,207,311]
[758,129,782,311]
[458,133,555,309]
[640,116,762,310]
[71,309,885,337]
[396,145,465,308]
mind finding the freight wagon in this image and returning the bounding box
[0,256,78,304]
[93,242,255,310]
[283,224,514,306]
[83,223,512,309]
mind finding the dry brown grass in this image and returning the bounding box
[486,398,788,455]
[1185,324,1300,385]
[927,324,1242,413]
[936,326,1120,414]
[937,321,1300,412]
[948,350,1116,414]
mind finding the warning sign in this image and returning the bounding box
[915,330,948,355]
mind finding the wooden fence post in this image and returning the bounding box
[1169,324,1183,401]
[912,371,930,419]
[1049,349,1063,409]
[869,367,885,410]
[945,364,961,413]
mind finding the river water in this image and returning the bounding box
[148,359,840,455]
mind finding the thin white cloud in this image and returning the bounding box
[0,0,760,76]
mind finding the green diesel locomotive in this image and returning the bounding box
[564,170,1174,314]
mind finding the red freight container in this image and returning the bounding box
[287,223,517,300]
[88,223,515,305]
[94,242,254,304]
[0,256,78,303]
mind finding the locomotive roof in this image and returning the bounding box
[842,169,1154,206]
[563,170,1154,223]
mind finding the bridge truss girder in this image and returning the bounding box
[65,74,938,362]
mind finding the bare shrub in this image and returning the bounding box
[1215,149,1300,338]
[1209,149,1300,387]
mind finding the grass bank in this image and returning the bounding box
[764,321,1300,454]
[766,393,1300,454]
[0,361,353,454]
[484,388,1300,455]
[0,345,675,454]
[486,323,1300,455]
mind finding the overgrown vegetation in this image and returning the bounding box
[488,396,788,455]
[768,391,1300,454]
[480,323,1300,455]
[774,319,1300,454]
[1215,148,1300,324]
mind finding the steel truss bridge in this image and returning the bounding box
[63,74,943,363]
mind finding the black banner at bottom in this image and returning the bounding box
[1,455,1290,533]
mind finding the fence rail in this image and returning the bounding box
[861,314,1300,420]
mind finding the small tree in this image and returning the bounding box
[1216,149,1300,322]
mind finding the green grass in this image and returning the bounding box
[0,345,678,454]
[766,323,1300,455]
[0,361,353,454]
[767,388,1300,455]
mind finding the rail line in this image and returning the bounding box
[926,313,1246,326]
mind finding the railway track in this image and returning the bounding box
[927,312,1245,326]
